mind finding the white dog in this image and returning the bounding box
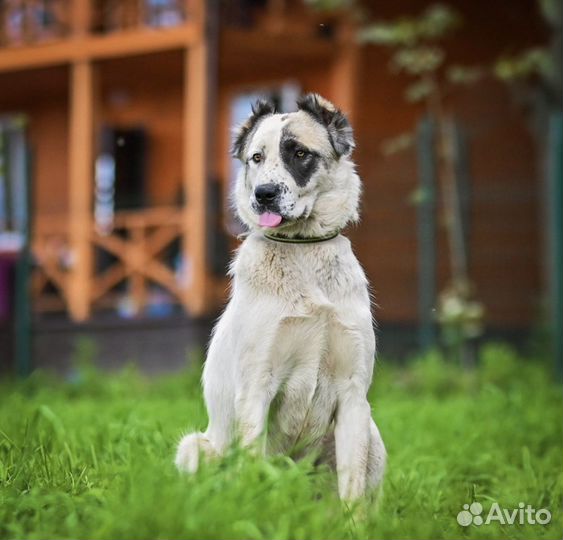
[175,94,386,501]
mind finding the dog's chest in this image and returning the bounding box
[232,234,371,451]
[233,235,367,308]
[267,316,337,453]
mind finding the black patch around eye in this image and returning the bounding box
[279,129,320,187]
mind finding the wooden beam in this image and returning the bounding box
[129,226,147,313]
[0,41,80,73]
[87,25,200,60]
[189,0,203,25]
[72,0,91,36]
[144,226,181,257]
[91,264,127,301]
[67,60,95,321]
[112,206,183,228]
[32,253,69,295]
[91,232,127,259]
[145,260,183,299]
[0,24,199,73]
[182,35,209,315]
[330,22,359,125]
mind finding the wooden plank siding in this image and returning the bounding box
[349,0,546,328]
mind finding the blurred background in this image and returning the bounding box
[0,0,561,376]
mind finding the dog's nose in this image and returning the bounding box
[254,183,280,205]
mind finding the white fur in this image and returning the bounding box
[176,102,386,501]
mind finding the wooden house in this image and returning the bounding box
[0,0,554,354]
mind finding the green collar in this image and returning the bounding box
[263,230,340,244]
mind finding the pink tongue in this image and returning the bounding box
[259,212,283,228]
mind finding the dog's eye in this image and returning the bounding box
[251,153,262,163]
[295,150,306,158]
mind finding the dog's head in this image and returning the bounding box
[232,94,361,238]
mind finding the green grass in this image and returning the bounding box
[1,343,562,539]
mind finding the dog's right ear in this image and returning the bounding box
[296,93,354,158]
[231,99,276,160]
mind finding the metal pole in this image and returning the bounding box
[548,112,563,379]
[14,134,32,377]
[416,116,437,350]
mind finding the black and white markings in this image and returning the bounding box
[231,99,276,160]
[296,94,355,158]
[279,128,321,187]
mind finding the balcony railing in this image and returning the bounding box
[0,0,69,47]
[0,0,189,49]
[0,1,201,73]
[32,206,185,314]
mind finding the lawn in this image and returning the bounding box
[1,343,562,539]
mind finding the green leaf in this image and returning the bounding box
[409,187,432,206]
[417,4,461,39]
[391,46,445,75]
[358,3,461,46]
[358,21,420,46]
[380,132,414,155]
[494,48,553,81]
[405,79,436,102]
[538,0,562,27]
[446,65,484,85]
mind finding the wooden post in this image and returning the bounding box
[130,225,147,313]
[68,60,95,321]
[331,21,359,124]
[72,0,91,37]
[548,112,563,378]
[181,4,209,316]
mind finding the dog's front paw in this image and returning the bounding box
[175,432,215,473]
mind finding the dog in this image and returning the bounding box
[175,93,386,501]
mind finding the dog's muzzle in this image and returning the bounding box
[254,183,281,211]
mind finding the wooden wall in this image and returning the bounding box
[99,50,184,207]
[351,0,546,328]
[216,0,548,329]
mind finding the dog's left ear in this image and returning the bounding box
[296,93,355,158]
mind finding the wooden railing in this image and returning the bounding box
[90,206,184,312]
[32,206,186,315]
[0,0,189,48]
[32,214,71,312]
[3,0,209,320]
[0,1,70,48]
[0,0,200,73]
